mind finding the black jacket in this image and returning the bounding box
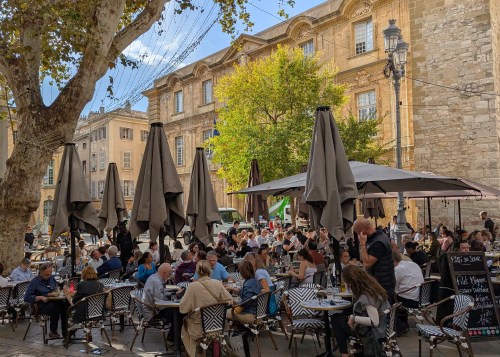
[366,230,395,298]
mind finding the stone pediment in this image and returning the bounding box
[219,34,269,64]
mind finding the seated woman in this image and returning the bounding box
[64,266,105,323]
[227,261,260,325]
[179,260,233,357]
[171,240,184,262]
[136,251,157,283]
[288,248,317,284]
[174,250,197,284]
[244,253,274,292]
[24,262,68,339]
[331,265,390,357]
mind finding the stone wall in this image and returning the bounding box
[409,0,500,231]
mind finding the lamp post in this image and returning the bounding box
[383,19,410,247]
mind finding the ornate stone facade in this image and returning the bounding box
[145,0,414,222]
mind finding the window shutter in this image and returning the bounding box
[130,129,134,140]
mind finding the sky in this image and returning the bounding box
[38,0,327,116]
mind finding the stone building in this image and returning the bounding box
[32,105,148,233]
[408,0,500,229]
[144,0,415,222]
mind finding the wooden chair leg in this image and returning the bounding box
[300,330,306,343]
[418,336,422,357]
[268,329,278,350]
[130,328,140,350]
[141,327,146,342]
[315,330,322,348]
[23,321,32,341]
[102,326,112,347]
[288,330,294,349]
[278,319,288,340]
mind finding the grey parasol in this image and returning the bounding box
[98,163,128,234]
[303,107,358,239]
[245,159,269,223]
[186,147,220,245]
[49,143,99,276]
[129,122,185,263]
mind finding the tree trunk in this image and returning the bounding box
[0,109,77,272]
[290,196,297,227]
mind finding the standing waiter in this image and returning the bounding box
[116,222,134,272]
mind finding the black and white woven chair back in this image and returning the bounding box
[229,272,240,281]
[424,263,432,279]
[386,302,401,339]
[0,287,11,309]
[419,281,432,308]
[85,292,108,320]
[256,292,270,320]
[98,277,116,286]
[177,281,191,289]
[13,281,30,302]
[286,287,318,317]
[201,302,227,334]
[277,276,292,291]
[111,286,134,310]
[226,264,238,273]
[298,283,320,290]
[108,269,122,280]
[452,295,474,330]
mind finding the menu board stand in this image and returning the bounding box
[447,252,500,337]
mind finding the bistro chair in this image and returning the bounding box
[100,268,122,281]
[107,285,136,332]
[228,272,241,282]
[395,280,433,321]
[416,294,474,357]
[98,277,117,286]
[195,302,229,356]
[23,303,51,344]
[267,284,288,339]
[129,295,170,351]
[9,281,30,327]
[282,288,323,354]
[348,302,403,357]
[0,286,14,332]
[65,291,112,351]
[230,291,277,357]
[226,264,238,273]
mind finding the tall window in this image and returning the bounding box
[43,200,53,219]
[140,130,149,142]
[202,80,212,105]
[175,136,184,165]
[300,40,314,56]
[123,152,131,169]
[357,90,377,120]
[174,90,183,113]
[99,151,106,170]
[101,127,106,139]
[82,142,87,150]
[354,19,373,55]
[82,160,87,175]
[98,180,105,198]
[202,129,213,158]
[122,180,135,197]
[43,159,54,186]
[91,181,96,199]
[120,127,133,140]
[91,153,97,171]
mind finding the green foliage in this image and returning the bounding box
[209,45,348,192]
[336,112,393,163]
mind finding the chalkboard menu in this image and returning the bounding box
[448,252,500,337]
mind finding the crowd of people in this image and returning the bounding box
[6,210,498,356]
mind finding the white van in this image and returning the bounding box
[283,204,309,230]
[181,208,253,244]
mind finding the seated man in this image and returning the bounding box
[96,245,121,277]
[192,251,235,282]
[174,250,196,284]
[87,249,103,270]
[393,251,424,335]
[10,258,33,282]
[405,242,428,267]
[25,263,67,339]
[143,263,174,321]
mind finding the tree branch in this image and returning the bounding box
[104,0,169,70]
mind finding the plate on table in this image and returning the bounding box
[164,285,179,290]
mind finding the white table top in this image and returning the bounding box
[105,282,137,289]
[155,299,181,308]
[301,299,351,311]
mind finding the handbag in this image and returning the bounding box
[354,323,385,357]
[221,331,245,357]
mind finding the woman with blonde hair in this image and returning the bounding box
[332,265,390,357]
[63,266,105,323]
[179,260,233,357]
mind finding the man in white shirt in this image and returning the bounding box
[393,251,424,335]
[87,249,103,270]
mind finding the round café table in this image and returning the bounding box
[155,299,182,357]
[301,299,352,357]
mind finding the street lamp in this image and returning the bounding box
[383,19,410,246]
